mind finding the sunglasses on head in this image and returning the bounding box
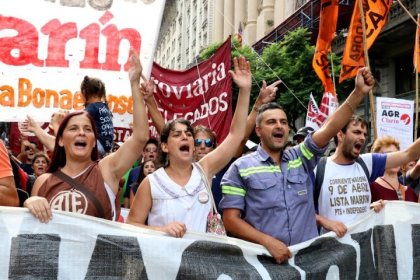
[195,138,213,148]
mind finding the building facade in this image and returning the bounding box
[155,0,309,69]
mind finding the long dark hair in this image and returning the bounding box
[48,111,99,173]
[131,160,155,195]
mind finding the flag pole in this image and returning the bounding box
[330,54,337,95]
[416,65,418,140]
[416,14,420,140]
[358,0,377,139]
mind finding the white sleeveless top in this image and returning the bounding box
[147,165,212,232]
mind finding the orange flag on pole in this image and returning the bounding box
[339,0,392,83]
[414,15,420,72]
[312,0,339,94]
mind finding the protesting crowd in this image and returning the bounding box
[1,49,420,265]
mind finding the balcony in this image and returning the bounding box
[253,0,354,53]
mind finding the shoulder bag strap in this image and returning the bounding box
[355,157,370,181]
[314,156,327,211]
[54,170,106,219]
[193,162,218,215]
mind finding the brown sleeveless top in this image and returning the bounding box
[38,162,119,220]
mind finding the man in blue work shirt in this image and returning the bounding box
[219,67,375,264]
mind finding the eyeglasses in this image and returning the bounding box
[144,148,157,153]
[195,138,213,148]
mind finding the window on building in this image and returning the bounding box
[395,54,416,95]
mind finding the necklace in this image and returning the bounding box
[380,177,403,201]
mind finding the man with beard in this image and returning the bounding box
[220,68,374,264]
[314,116,420,237]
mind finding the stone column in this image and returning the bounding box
[246,0,258,45]
[223,0,234,40]
[274,0,285,26]
[234,0,246,32]
[257,0,274,38]
[213,0,224,42]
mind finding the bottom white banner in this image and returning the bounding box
[1,201,419,279]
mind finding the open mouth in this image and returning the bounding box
[273,131,284,141]
[75,140,87,148]
[179,144,190,153]
[354,143,363,150]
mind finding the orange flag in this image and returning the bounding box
[312,0,339,94]
[414,15,420,72]
[339,0,392,83]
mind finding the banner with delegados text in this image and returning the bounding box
[150,38,232,143]
[1,201,420,279]
[0,0,165,128]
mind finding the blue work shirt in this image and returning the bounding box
[220,133,327,246]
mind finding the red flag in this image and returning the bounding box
[340,0,392,83]
[312,0,339,94]
[306,92,339,130]
[151,38,232,143]
[306,93,322,129]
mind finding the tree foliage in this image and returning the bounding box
[199,28,353,132]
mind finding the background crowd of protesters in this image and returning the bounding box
[1,53,419,264]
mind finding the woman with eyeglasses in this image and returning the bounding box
[127,56,251,237]
[370,136,417,202]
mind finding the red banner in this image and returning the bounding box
[339,0,392,83]
[150,38,232,143]
[312,0,339,94]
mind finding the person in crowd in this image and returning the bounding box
[21,111,67,153]
[122,138,159,208]
[292,126,314,145]
[315,120,420,237]
[0,139,19,207]
[370,136,417,202]
[400,159,420,196]
[23,49,149,222]
[142,75,280,213]
[127,56,252,237]
[21,75,114,158]
[17,139,38,175]
[193,125,217,162]
[26,152,50,195]
[31,152,50,178]
[129,159,156,205]
[283,140,294,151]
[219,67,374,264]
[80,75,114,157]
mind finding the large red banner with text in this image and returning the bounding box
[150,39,232,143]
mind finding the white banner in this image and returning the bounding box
[1,201,420,279]
[376,97,414,150]
[0,0,165,127]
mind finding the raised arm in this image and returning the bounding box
[100,48,149,187]
[199,56,251,178]
[21,116,56,152]
[312,67,374,148]
[143,78,165,135]
[407,159,420,180]
[386,139,420,169]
